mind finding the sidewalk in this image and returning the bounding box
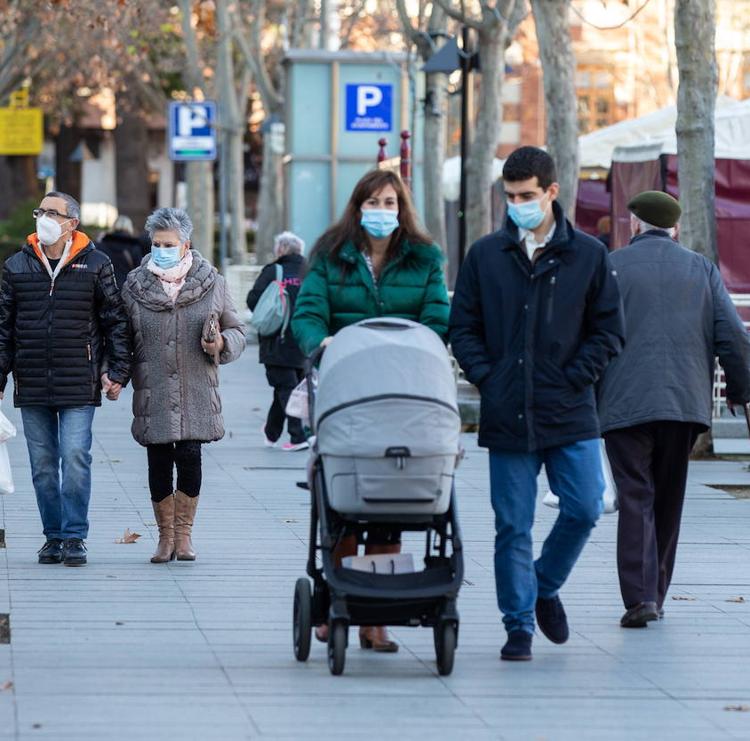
[0,348,749,740]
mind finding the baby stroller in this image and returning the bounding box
[292,318,464,676]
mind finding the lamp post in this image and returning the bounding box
[422,28,479,268]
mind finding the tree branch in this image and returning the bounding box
[434,0,484,31]
[178,0,205,94]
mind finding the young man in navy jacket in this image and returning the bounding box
[450,147,625,660]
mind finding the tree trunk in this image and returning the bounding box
[186,161,215,261]
[255,120,285,265]
[423,71,448,251]
[0,156,39,220]
[54,125,82,204]
[465,28,505,248]
[674,0,718,263]
[114,107,151,234]
[216,0,247,264]
[530,0,579,219]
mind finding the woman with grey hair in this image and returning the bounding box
[247,231,308,451]
[122,207,245,563]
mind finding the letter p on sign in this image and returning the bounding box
[356,86,383,116]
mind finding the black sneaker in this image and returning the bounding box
[62,538,87,567]
[620,601,658,628]
[500,630,533,661]
[37,539,64,564]
[536,595,569,644]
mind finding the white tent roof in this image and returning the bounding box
[580,96,750,168]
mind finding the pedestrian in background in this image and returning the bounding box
[121,208,245,564]
[292,168,450,652]
[247,231,308,452]
[450,147,625,661]
[0,191,131,567]
[96,215,144,288]
[597,191,750,628]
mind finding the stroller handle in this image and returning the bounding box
[304,344,326,376]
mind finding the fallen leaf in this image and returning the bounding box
[114,529,141,544]
[1,681,12,691]
[726,596,746,603]
[724,705,750,712]
[283,518,298,524]
[671,595,697,601]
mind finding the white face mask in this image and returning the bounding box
[36,214,71,246]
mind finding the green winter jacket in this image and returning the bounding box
[291,239,450,355]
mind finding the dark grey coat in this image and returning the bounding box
[122,251,245,445]
[597,231,750,433]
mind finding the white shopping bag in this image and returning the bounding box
[285,371,317,424]
[0,444,14,495]
[542,439,618,514]
[0,409,16,443]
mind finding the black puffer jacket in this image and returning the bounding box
[450,203,625,452]
[96,230,144,288]
[0,232,131,407]
[247,253,306,368]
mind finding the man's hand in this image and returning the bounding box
[201,333,225,356]
[101,373,122,401]
[320,336,333,348]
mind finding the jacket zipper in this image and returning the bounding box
[546,275,557,323]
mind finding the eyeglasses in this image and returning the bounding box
[33,208,70,220]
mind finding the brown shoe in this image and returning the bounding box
[174,491,198,561]
[150,496,175,563]
[359,626,399,653]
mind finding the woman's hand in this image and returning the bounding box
[202,333,225,355]
[101,373,123,401]
[320,336,333,348]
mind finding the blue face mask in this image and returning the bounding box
[361,209,399,239]
[151,245,182,269]
[507,197,547,231]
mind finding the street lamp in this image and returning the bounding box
[422,29,479,268]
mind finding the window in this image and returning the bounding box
[576,65,616,133]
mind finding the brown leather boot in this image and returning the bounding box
[359,542,401,652]
[174,491,199,561]
[150,496,175,563]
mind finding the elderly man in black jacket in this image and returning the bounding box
[450,147,625,661]
[598,190,750,628]
[0,191,131,566]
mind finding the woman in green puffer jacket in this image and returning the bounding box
[291,168,450,654]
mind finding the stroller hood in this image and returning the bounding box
[315,318,461,458]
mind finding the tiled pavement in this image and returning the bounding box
[0,348,748,740]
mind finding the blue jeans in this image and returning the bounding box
[21,406,96,540]
[489,439,604,634]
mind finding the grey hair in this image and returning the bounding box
[113,215,134,235]
[273,230,305,257]
[144,208,193,243]
[44,191,80,221]
[633,215,677,239]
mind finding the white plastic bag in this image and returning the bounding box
[0,409,16,444]
[542,439,618,514]
[285,372,317,424]
[0,444,14,495]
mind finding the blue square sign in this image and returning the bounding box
[345,84,392,132]
[168,101,217,161]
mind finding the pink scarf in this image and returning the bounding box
[147,251,193,302]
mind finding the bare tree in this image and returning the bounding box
[530,0,578,219]
[435,0,527,247]
[395,0,448,252]
[178,0,216,262]
[674,0,718,263]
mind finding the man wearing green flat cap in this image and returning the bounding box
[598,189,750,629]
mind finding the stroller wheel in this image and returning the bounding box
[293,578,312,662]
[434,622,457,676]
[327,620,348,676]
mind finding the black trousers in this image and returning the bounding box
[264,365,305,444]
[147,441,202,502]
[604,422,700,610]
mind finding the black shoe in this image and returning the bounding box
[37,539,64,564]
[620,601,658,628]
[658,607,665,620]
[500,630,533,661]
[63,538,87,567]
[536,595,569,644]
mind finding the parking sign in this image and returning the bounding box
[345,84,392,132]
[168,101,217,161]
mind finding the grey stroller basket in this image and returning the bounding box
[313,318,461,519]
